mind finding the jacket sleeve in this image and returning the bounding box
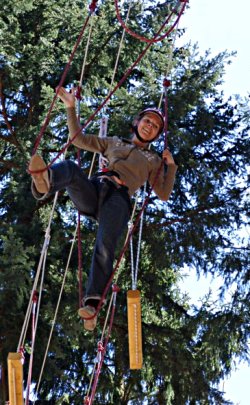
[66,107,109,153]
[148,158,178,201]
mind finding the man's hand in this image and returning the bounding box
[162,148,175,165]
[56,86,76,108]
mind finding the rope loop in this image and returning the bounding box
[114,0,187,44]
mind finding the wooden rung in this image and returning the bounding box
[127,290,143,369]
[7,352,24,405]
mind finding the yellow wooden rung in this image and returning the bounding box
[7,352,24,405]
[127,289,143,369]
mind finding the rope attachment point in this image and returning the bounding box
[112,284,120,293]
[163,78,171,88]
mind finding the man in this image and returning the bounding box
[29,87,177,331]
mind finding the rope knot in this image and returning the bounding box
[83,397,90,405]
[97,341,104,353]
[75,86,82,100]
[19,346,25,364]
[163,78,171,88]
[32,290,38,303]
[112,284,120,293]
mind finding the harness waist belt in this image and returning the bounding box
[94,170,126,187]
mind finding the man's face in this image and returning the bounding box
[137,112,162,142]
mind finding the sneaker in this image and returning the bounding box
[78,305,97,331]
[29,154,50,194]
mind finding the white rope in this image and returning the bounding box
[129,183,147,290]
[80,15,95,87]
[33,225,78,403]
[88,3,132,172]
[17,193,58,352]
[109,4,132,93]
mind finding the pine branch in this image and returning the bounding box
[0,73,20,148]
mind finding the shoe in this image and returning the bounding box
[29,154,50,194]
[78,305,97,331]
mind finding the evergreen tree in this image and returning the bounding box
[0,1,249,404]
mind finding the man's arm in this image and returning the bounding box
[149,150,178,201]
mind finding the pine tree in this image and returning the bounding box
[0,1,249,404]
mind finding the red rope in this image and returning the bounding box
[114,0,187,44]
[88,286,118,404]
[31,7,96,156]
[163,78,171,150]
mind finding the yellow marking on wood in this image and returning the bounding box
[127,290,143,369]
[8,353,24,405]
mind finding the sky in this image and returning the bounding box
[178,0,249,99]
[177,1,249,404]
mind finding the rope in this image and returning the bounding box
[84,285,119,405]
[33,225,78,403]
[158,17,180,107]
[77,211,84,307]
[130,184,146,290]
[17,192,58,352]
[25,292,38,405]
[74,10,97,307]
[79,14,95,87]
[114,0,187,43]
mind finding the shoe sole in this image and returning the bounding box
[78,307,97,331]
[29,155,50,194]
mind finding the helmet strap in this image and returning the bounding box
[132,125,150,144]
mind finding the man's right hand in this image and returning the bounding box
[56,86,76,108]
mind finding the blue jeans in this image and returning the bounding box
[47,160,130,301]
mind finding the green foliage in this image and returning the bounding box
[0,1,249,404]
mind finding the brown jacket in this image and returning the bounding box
[67,108,177,201]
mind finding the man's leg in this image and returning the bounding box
[30,157,98,217]
[85,187,130,302]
